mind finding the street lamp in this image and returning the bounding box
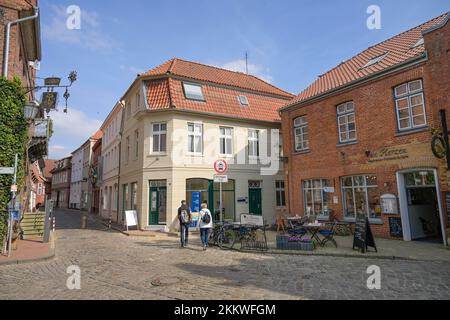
[24,100,40,120]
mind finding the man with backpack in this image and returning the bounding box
[178,200,192,248]
[198,203,213,251]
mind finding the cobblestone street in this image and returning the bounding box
[0,209,449,300]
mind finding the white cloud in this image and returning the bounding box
[49,109,102,159]
[220,59,273,83]
[43,4,119,51]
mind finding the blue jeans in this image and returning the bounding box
[180,224,189,246]
[200,228,210,247]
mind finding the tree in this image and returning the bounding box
[0,77,28,245]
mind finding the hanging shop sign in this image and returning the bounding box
[40,92,58,111]
[431,131,448,160]
[368,147,408,163]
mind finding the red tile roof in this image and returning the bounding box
[90,130,103,140]
[284,12,449,109]
[142,58,293,98]
[143,59,294,122]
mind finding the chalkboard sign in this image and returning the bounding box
[352,215,378,253]
[389,217,403,238]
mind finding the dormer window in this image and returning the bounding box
[363,52,389,68]
[182,82,205,101]
[238,95,249,106]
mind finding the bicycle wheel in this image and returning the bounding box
[218,229,237,250]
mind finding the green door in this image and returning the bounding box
[249,188,262,215]
[149,187,166,225]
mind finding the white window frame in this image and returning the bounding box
[275,181,286,207]
[187,122,203,155]
[337,101,357,143]
[151,122,167,154]
[302,179,330,218]
[248,129,260,158]
[341,175,379,221]
[219,127,233,156]
[394,80,427,131]
[238,95,249,106]
[183,82,205,101]
[294,116,309,152]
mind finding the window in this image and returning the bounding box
[130,182,137,210]
[188,123,203,154]
[294,116,309,152]
[337,102,357,143]
[37,183,43,195]
[248,129,260,157]
[152,123,167,153]
[405,171,435,187]
[363,52,389,68]
[220,127,233,155]
[126,136,130,163]
[136,92,140,110]
[122,184,129,214]
[394,79,426,131]
[302,179,331,218]
[341,175,380,220]
[183,82,205,101]
[276,181,286,207]
[126,101,131,118]
[238,95,249,106]
[134,130,139,158]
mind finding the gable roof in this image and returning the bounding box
[140,59,294,123]
[282,12,449,110]
[142,58,293,98]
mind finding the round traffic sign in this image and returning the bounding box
[214,159,228,174]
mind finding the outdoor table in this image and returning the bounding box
[287,216,303,229]
[302,223,326,246]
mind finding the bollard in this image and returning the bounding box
[81,215,87,229]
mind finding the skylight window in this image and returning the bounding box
[182,82,205,101]
[411,38,424,48]
[238,95,249,106]
[363,52,389,68]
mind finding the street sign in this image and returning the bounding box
[0,167,14,175]
[214,159,228,174]
[10,185,17,192]
[214,174,228,183]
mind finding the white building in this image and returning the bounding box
[70,146,84,209]
[100,102,124,221]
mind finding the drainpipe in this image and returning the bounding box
[116,100,126,223]
[2,7,40,78]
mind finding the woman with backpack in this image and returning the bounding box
[198,203,213,251]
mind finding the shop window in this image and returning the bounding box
[302,179,331,218]
[337,102,357,143]
[341,175,381,220]
[131,182,138,210]
[405,171,435,187]
[294,116,309,152]
[394,79,426,131]
[276,181,286,207]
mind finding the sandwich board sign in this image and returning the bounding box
[125,210,138,232]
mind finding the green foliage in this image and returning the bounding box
[0,77,28,244]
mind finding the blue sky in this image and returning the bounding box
[40,0,449,159]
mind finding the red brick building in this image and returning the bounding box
[280,13,449,246]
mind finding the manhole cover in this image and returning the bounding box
[150,277,182,287]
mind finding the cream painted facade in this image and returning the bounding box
[119,83,286,231]
[100,103,124,221]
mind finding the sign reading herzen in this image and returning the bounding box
[214,159,228,174]
[368,147,408,163]
[352,214,378,253]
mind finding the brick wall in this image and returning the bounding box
[281,20,450,239]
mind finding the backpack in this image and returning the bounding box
[202,210,211,224]
[180,209,190,224]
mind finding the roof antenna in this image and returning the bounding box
[245,51,249,74]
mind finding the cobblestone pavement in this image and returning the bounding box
[0,209,449,300]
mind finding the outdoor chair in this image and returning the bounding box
[318,221,338,248]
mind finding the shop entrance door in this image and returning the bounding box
[149,182,167,225]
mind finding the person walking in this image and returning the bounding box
[198,203,213,250]
[178,200,192,248]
